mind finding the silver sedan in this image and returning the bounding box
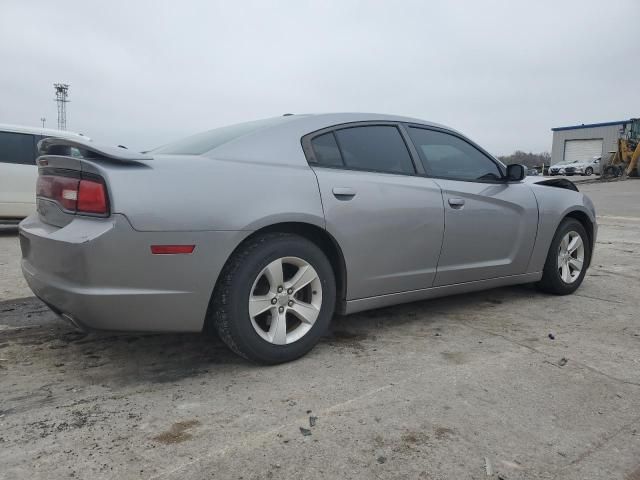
[19,113,597,363]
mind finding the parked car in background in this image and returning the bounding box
[549,156,601,176]
[527,168,540,176]
[0,124,89,222]
[19,113,597,364]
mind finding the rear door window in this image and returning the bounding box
[333,126,415,174]
[0,131,36,165]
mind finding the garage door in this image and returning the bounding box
[563,139,603,163]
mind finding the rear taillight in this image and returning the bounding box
[37,175,109,215]
[77,179,108,214]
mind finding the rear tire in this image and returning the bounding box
[536,218,590,295]
[209,233,336,364]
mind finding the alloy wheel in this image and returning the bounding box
[248,256,322,345]
[557,231,585,284]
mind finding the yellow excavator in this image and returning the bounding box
[602,118,640,178]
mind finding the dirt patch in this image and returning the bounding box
[329,330,368,342]
[325,329,369,351]
[440,351,466,365]
[434,426,455,440]
[152,420,200,445]
[384,429,433,455]
[372,434,385,447]
[627,465,640,480]
[24,405,109,441]
[401,431,429,445]
[486,298,503,305]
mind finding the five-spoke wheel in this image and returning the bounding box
[249,257,322,345]
[537,218,591,295]
[210,233,336,364]
[556,231,584,284]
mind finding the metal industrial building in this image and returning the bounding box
[551,119,634,165]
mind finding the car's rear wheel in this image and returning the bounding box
[585,167,593,176]
[536,218,590,295]
[209,233,336,364]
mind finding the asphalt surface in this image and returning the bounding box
[1,180,639,479]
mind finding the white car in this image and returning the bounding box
[0,124,89,222]
[549,156,601,177]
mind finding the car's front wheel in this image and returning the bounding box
[536,218,591,295]
[210,233,336,364]
[584,167,593,176]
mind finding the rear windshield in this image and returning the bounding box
[152,116,298,155]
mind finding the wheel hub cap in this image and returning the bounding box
[276,292,289,307]
[249,256,322,345]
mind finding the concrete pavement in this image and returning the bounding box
[1,180,639,479]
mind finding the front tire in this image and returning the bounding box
[209,233,336,364]
[536,218,590,295]
[585,167,593,176]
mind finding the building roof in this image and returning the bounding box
[551,120,632,132]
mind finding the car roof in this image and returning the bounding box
[193,112,464,167]
[0,123,90,140]
[285,112,453,132]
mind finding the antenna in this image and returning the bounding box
[54,83,70,130]
[40,117,46,128]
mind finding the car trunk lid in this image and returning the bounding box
[35,137,152,227]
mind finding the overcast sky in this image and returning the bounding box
[1,0,638,155]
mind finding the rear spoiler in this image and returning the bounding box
[37,137,152,163]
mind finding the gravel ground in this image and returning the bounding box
[0,226,30,301]
[0,181,639,480]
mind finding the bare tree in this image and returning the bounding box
[498,151,550,169]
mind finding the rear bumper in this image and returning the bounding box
[19,214,244,332]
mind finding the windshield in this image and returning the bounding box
[152,116,298,155]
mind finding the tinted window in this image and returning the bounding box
[0,131,36,165]
[310,132,343,167]
[408,127,502,181]
[152,116,298,155]
[334,126,414,174]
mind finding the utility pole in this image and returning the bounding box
[40,117,46,128]
[53,83,69,130]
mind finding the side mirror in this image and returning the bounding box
[506,164,525,182]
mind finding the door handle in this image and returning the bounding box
[332,187,356,199]
[448,197,465,209]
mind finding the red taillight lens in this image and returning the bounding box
[36,175,108,215]
[77,179,108,214]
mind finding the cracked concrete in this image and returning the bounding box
[0,180,639,479]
